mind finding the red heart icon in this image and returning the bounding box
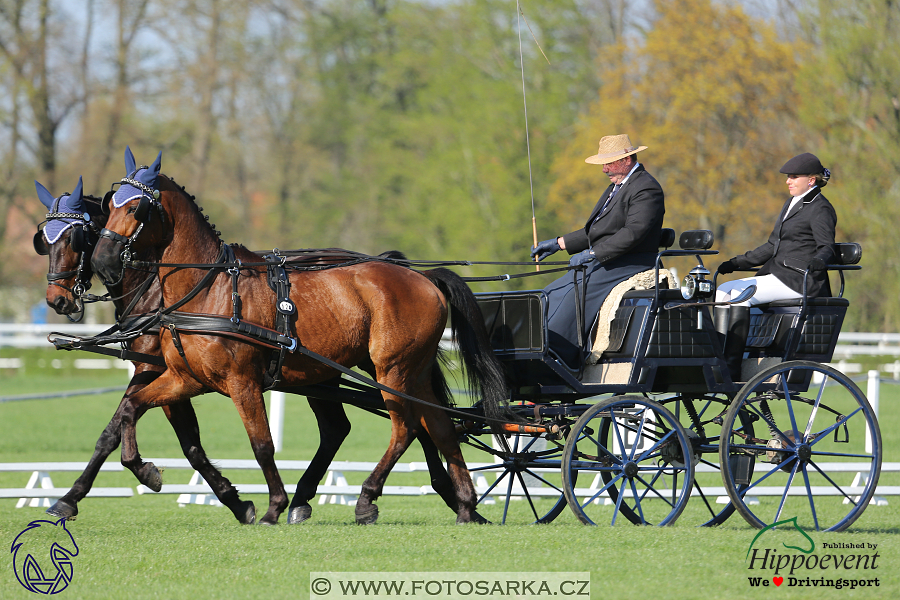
[773,577,783,586]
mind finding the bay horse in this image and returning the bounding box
[34,176,254,523]
[34,173,479,524]
[92,150,507,525]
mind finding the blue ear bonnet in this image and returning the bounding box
[112,146,162,209]
[36,178,86,244]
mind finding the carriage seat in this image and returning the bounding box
[753,243,861,310]
[585,227,680,364]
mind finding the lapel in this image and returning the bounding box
[585,165,645,229]
[779,188,822,235]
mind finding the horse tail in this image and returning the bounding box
[421,268,510,425]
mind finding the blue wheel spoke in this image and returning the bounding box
[522,469,564,494]
[738,456,797,495]
[778,372,801,443]
[774,461,800,523]
[801,464,820,531]
[802,373,828,441]
[630,412,647,461]
[808,407,864,447]
[630,478,646,523]
[808,461,860,505]
[635,474,677,507]
[580,472,624,510]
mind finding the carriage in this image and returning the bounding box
[34,157,880,533]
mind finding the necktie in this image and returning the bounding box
[591,184,621,227]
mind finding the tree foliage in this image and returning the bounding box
[548,0,807,259]
[794,0,900,330]
[1,0,898,329]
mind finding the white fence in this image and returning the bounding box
[3,459,898,511]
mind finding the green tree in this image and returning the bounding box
[547,0,806,261]
[794,0,900,331]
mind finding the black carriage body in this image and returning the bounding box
[477,271,853,400]
[476,287,733,399]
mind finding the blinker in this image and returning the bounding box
[133,195,152,222]
[33,231,48,255]
[70,227,86,253]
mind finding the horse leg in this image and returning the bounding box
[286,396,351,524]
[355,409,416,525]
[118,370,203,493]
[228,382,288,525]
[45,369,162,519]
[164,402,256,525]
[417,406,481,524]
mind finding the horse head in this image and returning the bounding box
[93,146,171,285]
[33,177,106,319]
[94,146,223,287]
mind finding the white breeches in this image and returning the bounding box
[715,274,802,306]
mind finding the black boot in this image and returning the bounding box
[717,306,750,383]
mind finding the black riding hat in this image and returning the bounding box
[780,152,825,175]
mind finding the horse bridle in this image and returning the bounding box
[34,202,103,320]
[98,169,166,286]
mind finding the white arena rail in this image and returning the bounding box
[2,460,897,510]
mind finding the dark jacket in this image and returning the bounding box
[561,165,665,265]
[731,188,837,297]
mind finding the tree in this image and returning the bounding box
[794,0,900,331]
[547,0,807,260]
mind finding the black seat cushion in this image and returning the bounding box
[761,297,850,308]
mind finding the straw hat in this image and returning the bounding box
[585,134,648,165]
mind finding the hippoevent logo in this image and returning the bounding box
[745,517,880,590]
[10,518,79,594]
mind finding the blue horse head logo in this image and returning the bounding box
[10,518,79,594]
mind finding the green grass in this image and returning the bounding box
[1,350,899,599]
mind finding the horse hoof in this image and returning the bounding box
[287,505,312,525]
[355,504,379,525]
[470,511,492,525]
[457,511,491,525]
[46,500,78,521]
[139,462,163,492]
[238,501,256,525]
[258,519,277,526]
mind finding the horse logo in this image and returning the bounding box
[10,518,79,594]
[746,516,815,559]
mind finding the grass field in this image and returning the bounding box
[2,350,899,599]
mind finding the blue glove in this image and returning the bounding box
[807,257,826,272]
[569,249,595,268]
[531,238,561,262]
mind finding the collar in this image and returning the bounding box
[617,162,641,187]
[792,186,820,203]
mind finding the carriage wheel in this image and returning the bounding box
[562,395,694,526]
[464,432,570,525]
[719,360,882,532]
[659,395,755,527]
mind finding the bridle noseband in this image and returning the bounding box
[98,169,167,286]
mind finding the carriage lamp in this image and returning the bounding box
[680,265,713,300]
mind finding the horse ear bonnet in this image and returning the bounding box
[113,147,162,222]
[34,177,86,247]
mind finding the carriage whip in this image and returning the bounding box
[517,2,550,272]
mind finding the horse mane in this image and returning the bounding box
[159,174,222,243]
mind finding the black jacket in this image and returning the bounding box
[731,188,837,297]
[561,165,665,265]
